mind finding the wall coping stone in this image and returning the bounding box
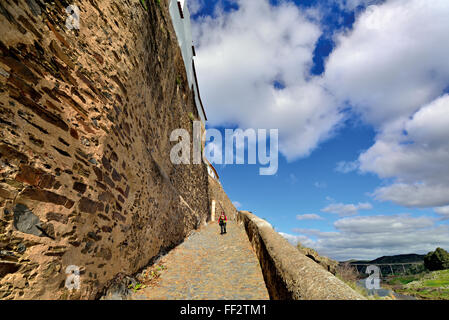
[238,210,366,300]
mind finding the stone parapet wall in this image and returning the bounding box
[237,211,365,300]
[0,0,209,299]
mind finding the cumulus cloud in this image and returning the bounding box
[190,0,449,261]
[292,214,449,260]
[193,0,449,209]
[360,95,449,207]
[324,0,449,208]
[296,213,324,221]
[334,214,434,233]
[279,232,315,247]
[192,0,343,161]
[325,0,449,127]
[321,202,372,216]
[373,183,449,208]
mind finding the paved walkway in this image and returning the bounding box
[130,221,269,300]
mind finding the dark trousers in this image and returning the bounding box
[220,222,227,234]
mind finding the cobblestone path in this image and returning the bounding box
[130,221,269,300]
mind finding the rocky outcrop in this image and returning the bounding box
[238,211,365,300]
[0,0,209,299]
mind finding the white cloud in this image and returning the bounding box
[279,232,315,247]
[325,0,449,127]
[434,206,449,221]
[335,160,359,173]
[314,181,327,188]
[195,0,449,210]
[321,202,372,216]
[293,214,449,261]
[373,183,449,208]
[360,95,449,207]
[193,0,343,161]
[334,214,434,234]
[323,0,449,209]
[296,214,324,221]
[187,0,205,15]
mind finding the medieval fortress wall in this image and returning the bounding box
[0,0,363,301]
[0,0,209,299]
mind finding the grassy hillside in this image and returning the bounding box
[387,269,449,300]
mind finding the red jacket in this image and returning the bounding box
[218,214,227,224]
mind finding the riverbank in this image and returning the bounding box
[355,279,417,300]
[385,269,449,300]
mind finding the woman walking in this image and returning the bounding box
[218,212,227,234]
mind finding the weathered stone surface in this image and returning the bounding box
[0,0,210,300]
[0,143,28,163]
[111,169,121,182]
[98,191,114,203]
[15,165,44,186]
[13,204,42,237]
[9,94,69,132]
[100,275,135,300]
[297,246,338,275]
[20,188,72,207]
[79,197,101,214]
[237,211,365,300]
[96,247,112,261]
[73,182,87,194]
[25,0,41,16]
[112,211,125,222]
[40,222,55,239]
[49,40,74,69]
[0,186,13,199]
[103,174,115,188]
[45,212,68,224]
[101,156,112,172]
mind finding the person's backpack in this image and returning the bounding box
[218,214,227,225]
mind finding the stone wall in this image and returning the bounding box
[237,211,365,300]
[208,176,238,221]
[0,0,209,299]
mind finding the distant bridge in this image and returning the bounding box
[350,262,424,277]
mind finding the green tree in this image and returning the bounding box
[424,247,449,271]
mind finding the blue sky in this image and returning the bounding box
[187,0,449,260]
